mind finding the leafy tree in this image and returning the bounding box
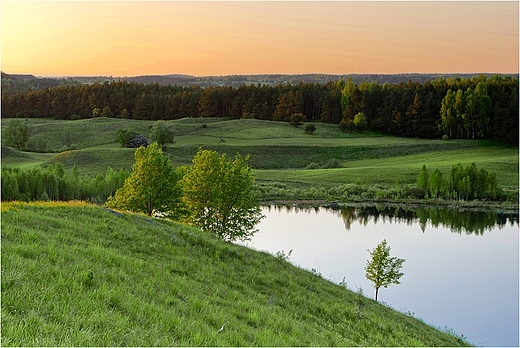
[106,143,181,216]
[289,113,305,127]
[150,120,175,146]
[340,77,360,120]
[353,112,367,131]
[472,82,492,138]
[101,105,114,118]
[118,107,130,119]
[454,89,466,137]
[439,89,457,138]
[92,107,101,118]
[1,171,20,201]
[3,119,30,150]
[428,169,444,199]
[338,118,355,133]
[416,165,429,196]
[274,92,293,121]
[115,128,138,147]
[180,149,263,241]
[365,239,405,301]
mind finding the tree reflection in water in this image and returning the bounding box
[266,205,519,235]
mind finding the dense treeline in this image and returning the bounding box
[2,75,518,144]
[1,164,129,203]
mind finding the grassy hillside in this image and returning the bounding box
[1,202,470,346]
[2,117,518,188]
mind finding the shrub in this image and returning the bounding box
[127,135,149,148]
[323,158,342,169]
[306,162,320,170]
[402,186,423,199]
[442,135,450,141]
[24,137,49,153]
[304,124,316,135]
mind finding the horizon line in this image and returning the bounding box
[4,71,520,79]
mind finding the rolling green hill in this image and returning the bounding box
[2,117,517,189]
[1,201,471,346]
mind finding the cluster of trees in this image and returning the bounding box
[114,120,175,149]
[2,75,517,144]
[2,144,263,241]
[106,144,263,241]
[1,164,129,203]
[416,163,499,200]
[439,82,492,139]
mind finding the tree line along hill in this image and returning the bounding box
[1,72,518,145]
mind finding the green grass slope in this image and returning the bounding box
[1,202,470,346]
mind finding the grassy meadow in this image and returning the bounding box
[2,117,518,203]
[2,118,514,345]
[1,201,471,346]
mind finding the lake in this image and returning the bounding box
[241,205,519,347]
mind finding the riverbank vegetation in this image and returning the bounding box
[1,201,471,346]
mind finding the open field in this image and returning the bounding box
[1,201,470,346]
[2,117,518,189]
[256,147,519,187]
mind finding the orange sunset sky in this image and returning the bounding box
[1,1,519,77]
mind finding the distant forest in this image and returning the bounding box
[1,72,518,144]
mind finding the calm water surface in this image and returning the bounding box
[241,206,519,347]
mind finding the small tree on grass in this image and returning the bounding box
[3,119,30,150]
[365,239,405,301]
[150,120,175,146]
[106,143,181,216]
[180,149,264,241]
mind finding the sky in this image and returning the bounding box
[1,1,518,77]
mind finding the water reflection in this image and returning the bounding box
[264,204,519,235]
